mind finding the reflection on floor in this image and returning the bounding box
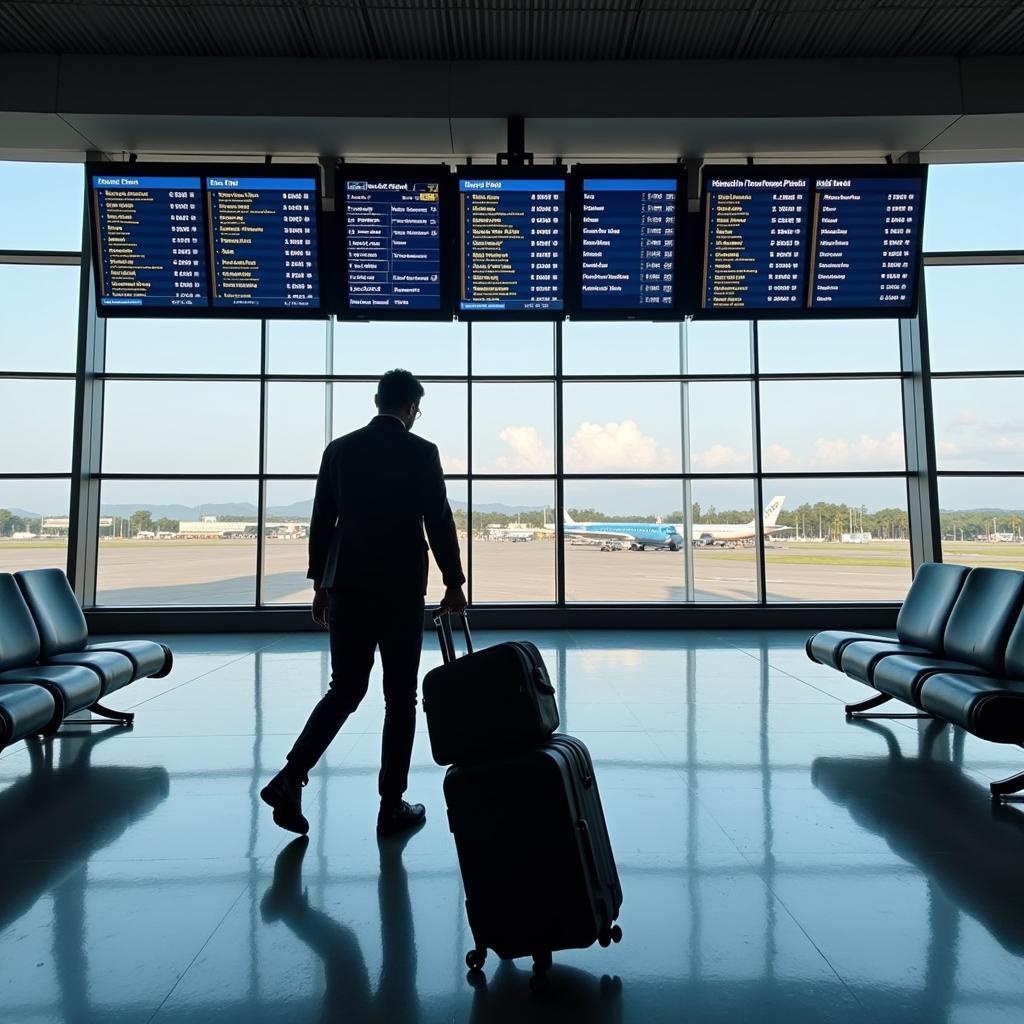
[2,628,1024,1023]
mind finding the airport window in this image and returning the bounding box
[0,161,83,252]
[267,319,330,376]
[471,480,556,603]
[682,320,752,375]
[563,321,683,376]
[104,319,262,375]
[266,382,329,476]
[471,382,555,474]
[757,319,901,374]
[95,479,259,607]
[937,477,1024,572]
[932,377,1024,473]
[471,321,554,376]
[688,479,760,602]
[761,477,912,602]
[0,264,80,373]
[335,320,467,376]
[0,478,71,576]
[262,479,317,606]
[0,378,76,473]
[684,381,755,474]
[923,162,1024,253]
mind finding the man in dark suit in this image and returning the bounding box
[261,369,467,837]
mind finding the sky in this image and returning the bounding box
[1,159,1023,518]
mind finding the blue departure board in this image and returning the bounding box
[459,177,565,312]
[809,176,924,310]
[702,174,811,311]
[206,176,320,309]
[345,177,442,312]
[580,178,676,309]
[91,175,209,308]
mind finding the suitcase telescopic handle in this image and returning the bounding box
[433,608,474,664]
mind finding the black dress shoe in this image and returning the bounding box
[377,800,426,837]
[260,772,310,835]
[261,836,309,922]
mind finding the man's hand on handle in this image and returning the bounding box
[440,585,468,614]
[311,587,330,629]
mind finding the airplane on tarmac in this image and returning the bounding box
[552,496,789,551]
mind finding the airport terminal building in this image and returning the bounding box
[1,4,1024,1024]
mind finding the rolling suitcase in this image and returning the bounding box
[445,733,623,983]
[423,611,559,766]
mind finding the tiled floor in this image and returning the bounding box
[3,628,1024,1023]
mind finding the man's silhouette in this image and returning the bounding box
[262,369,467,837]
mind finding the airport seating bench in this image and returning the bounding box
[807,563,1024,801]
[0,569,172,753]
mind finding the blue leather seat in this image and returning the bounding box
[807,562,969,670]
[0,574,103,732]
[15,569,172,682]
[0,683,57,752]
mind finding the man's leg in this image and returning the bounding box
[286,590,377,777]
[375,594,426,832]
[262,591,377,834]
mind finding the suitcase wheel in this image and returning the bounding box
[598,924,623,948]
[466,949,487,972]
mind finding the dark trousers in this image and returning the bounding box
[287,589,426,806]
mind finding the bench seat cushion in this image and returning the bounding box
[46,650,134,697]
[840,641,933,685]
[87,640,170,680]
[0,683,58,746]
[0,664,101,718]
[871,654,993,707]
[807,631,897,671]
[919,673,1024,744]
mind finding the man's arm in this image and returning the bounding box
[307,446,338,592]
[421,444,465,591]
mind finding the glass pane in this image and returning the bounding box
[562,321,680,375]
[471,480,555,603]
[472,382,554,474]
[0,161,83,251]
[102,380,260,474]
[757,319,900,373]
[334,320,466,376]
[332,381,467,474]
[683,320,752,375]
[933,377,1024,472]
[760,379,905,473]
[687,479,758,602]
[685,381,754,473]
[925,266,1023,372]
[0,265,79,372]
[105,319,261,374]
[428,480,468,607]
[761,477,911,602]
[472,321,553,376]
[0,379,75,473]
[266,382,327,475]
[267,319,329,375]
[263,479,314,605]
[564,480,686,602]
[924,163,1024,252]
[563,382,681,474]
[939,477,1024,571]
[96,479,258,606]
[0,478,70,574]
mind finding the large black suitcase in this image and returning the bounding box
[445,733,623,982]
[423,611,559,766]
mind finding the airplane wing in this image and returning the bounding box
[569,528,645,545]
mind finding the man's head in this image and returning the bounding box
[375,369,425,431]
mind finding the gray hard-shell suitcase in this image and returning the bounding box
[423,611,559,766]
[445,733,623,983]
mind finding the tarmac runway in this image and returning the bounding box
[0,537,933,606]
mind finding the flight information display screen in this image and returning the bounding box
[808,175,924,310]
[701,173,811,312]
[459,176,565,313]
[343,175,443,312]
[579,177,677,310]
[90,174,209,308]
[206,176,320,309]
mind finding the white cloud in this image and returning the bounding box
[565,420,675,472]
[493,426,553,472]
[442,455,468,474]
[764,432,905,471]
[690,444,750,471]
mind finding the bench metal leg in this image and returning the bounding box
[66,701,135,727]
[990,768,1024,802]
[845,692,933,720]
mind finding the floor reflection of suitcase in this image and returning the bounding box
[445,733,623,985]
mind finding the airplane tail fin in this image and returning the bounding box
[763,496,786,527]
[564,509,577,525]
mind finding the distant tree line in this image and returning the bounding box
[0,509,41,536]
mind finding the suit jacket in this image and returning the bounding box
[307,416,465,595]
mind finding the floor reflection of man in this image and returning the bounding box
[261,835,419,1024]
